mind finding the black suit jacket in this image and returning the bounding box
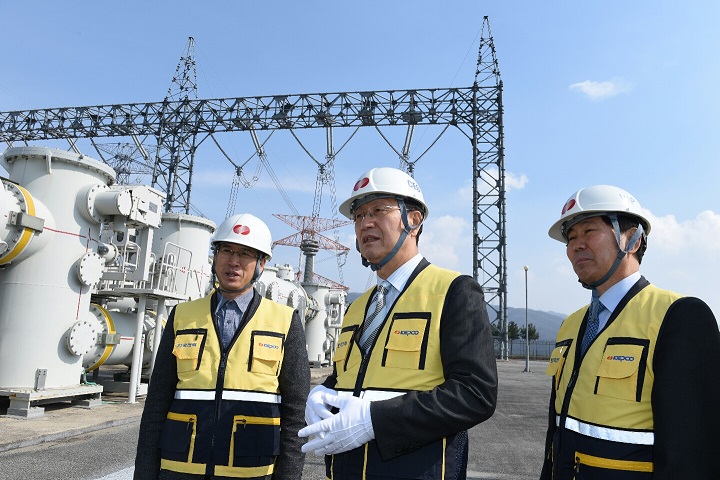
[324,259,499,460]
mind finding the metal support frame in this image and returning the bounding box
[0,18,508,355]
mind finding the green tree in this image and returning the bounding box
[520,323,540,341]
[507,321,520,340]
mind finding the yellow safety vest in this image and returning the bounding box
[159,293,293,478]
[330,264,464,479]
[546,283,682,475]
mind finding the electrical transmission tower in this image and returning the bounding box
[93,142,156,185]
[151,37,199,213]
[272,214,351,289]
[0,17,508,352]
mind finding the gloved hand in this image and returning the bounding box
[305,384,337,426]
[298,394,375,456]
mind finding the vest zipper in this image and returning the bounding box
[207,350,228,476]
[554,366,579,479]
[354,351,370,396]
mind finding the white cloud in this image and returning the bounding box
[506,171,529,190]
[643,208,720,256]
[569,78,632,101]
[636,208,720,318]
[458,169,528,202]
[507,209,720,320]
[421,215,472,273]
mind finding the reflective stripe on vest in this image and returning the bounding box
[557,416,655,445]
[550,283,682,439]
[175,390,282,403]
[336,390,404,401]
[159,293,293,477]
[329,264,466,480]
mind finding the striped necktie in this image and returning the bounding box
[580,289,602,354]
[360,281,390,352]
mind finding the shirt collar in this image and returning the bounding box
[383,253,423,293]
[599,271,641,314]
[216,289,254,313]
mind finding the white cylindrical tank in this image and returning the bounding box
[257,264,308,319]
[151,212,216,302]
[0,146,116,390]
[0,178,55,265]
[81,304,161,373]
[304,284,346,366]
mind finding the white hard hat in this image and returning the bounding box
[548,185,651,243]
[211,213,273,259]
[338,167,428,219]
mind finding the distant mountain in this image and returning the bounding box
[505,306,565,341]
[345,292,566,341]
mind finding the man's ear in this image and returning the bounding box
[409,210,423,227]
[625,227,641,253]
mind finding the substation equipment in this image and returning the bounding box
[0,146,346,417]
[0,17,507,417]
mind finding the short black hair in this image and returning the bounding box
[601,214,647,264]
[403,198,424,244]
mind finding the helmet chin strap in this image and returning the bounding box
[213,252,264,296]
[358,198,421,272]
[580,214,645,290]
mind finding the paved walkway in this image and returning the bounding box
[0,360,551,479]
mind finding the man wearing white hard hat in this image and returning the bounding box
[299,167,498,479]
[135,213,310,480]
[540,185,720,479]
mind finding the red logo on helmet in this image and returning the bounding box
[561,199,576,215]
[353,178,370,191]
[233,224,250,235]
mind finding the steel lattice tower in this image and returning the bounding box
[0,17,508,352]
[151,37,199,213]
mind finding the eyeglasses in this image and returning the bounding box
[352,205,401,225]
[216,245,258,261]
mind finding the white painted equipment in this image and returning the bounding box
[0,145,346,417]
[256,264,346,366]
[151,212,215,303]
[0,147,132,415]
[303,284,346,366]
[0,146,185,415]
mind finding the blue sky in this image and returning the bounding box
[1,1,718,318]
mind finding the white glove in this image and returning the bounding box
[305,384,337,426]
[298,394,375,456]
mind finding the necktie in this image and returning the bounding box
[360,281,390,352]
[580,289,601,354]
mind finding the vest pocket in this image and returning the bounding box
[546,339,572,390]
[230,415,280,467]
[173,329,207,373]
[381,314,430,369]
[574,451,653,478]
[249,332,284,376]
[159,412,198,463]
[595,342,647,402]
[332,327,357,368]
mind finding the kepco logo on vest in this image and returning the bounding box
[258,342,279,349]
[177,342,197,348]
[394,330,420,336]
[607,355,635,362]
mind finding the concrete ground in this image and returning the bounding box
[0,359,551,479]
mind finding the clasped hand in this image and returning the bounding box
[299,393,375,456]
